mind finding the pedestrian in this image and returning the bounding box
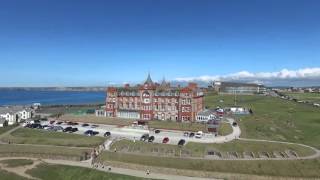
[146,169,150,175]
[108,167,112,171]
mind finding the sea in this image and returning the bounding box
[0,90,106,106]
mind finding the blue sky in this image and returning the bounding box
[0,0,320,86]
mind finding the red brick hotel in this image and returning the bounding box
[106,74,204,122]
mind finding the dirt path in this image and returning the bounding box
[0,157,42,180]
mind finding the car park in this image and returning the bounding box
[162,137,169,144]
[148,136,155,142]
[104,132,111,137]
[140,134,149,141]
[178,139,186,146]
[154,129,161,134]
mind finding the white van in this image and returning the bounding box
[195,131,203,139]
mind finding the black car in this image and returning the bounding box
[63,127,73,132]
[31,124,42,129]
[71,128,78,132]
[140,134,149,141]
[178,139,186,146]
[189,132,195,138]
[84,130,99,136]
[82,123,90,127]
[104,132,111,137]
[148,136,155,142]
[56,121,63,125]
[154,129,161,134]
[232,122,238,127]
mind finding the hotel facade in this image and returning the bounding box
[105,74,204,122]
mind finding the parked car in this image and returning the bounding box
[53,126,63,131]
[184,132,189,137]
[63,127,73,132]
[189,132,195,138]
[84,130,99,136]
[140,134,149,141]
[178,139,186,146]
[91,124,99,128]
[82,123,90,127]
[56,121,63,125]
[71,128,78,132]
[104,132,111,137]
[148,136,155,143]
[195,131,203,139]
[154,129,161,134]
[162,137,169,144]
[31,124,42,129]
[49,120,55,124]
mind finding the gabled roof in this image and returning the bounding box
[144,73,154,85]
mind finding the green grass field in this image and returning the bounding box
[204,93,320,149]
[26,163,150,180]
[0,144,90,161]
[0,124,18,135]
[218,122,233,136]
[0,169,27,180]
[0,159,33,167]
[284,92,320,104]
[111,139,315,158]
[100,151,320,178]
[1,128,105,147]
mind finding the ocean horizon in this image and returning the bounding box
[0,90,106,106]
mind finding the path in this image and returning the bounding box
[0,157,219,180]
[0,157,42,180]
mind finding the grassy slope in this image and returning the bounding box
[218,122,233,136]
[111,139,315,158]
[100,152,320,178]
[204,93,320,149]
[0,144,90,160]
[0,124,18,135]
[1,128,105,147]
[0,169,28,180]
[0,159,33,167]
[26,163,148,180]
[284,92,320,104]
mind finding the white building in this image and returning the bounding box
[196,109,217,123]
[0,106,33,125]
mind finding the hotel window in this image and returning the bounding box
[187,99,191,104]
[182,99,186,105]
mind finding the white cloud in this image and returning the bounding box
[174,67,320,84]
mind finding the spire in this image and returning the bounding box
[160,77,166,86]
[144,72,153,85]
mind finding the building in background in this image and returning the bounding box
[212,81,266,95]
[105,74,204,122]
[0,106,33,125]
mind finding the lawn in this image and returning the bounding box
[111,139,315,158]
[0,144,91,161]
[0,159,33,167]
[0,124,18,135]
[0,169,28,180]
[0,144,92,160]
[1,128,105,147]
[204,93,320,149]
[217,122,233,136]
[100,151,320,178]
[284,92,320,104]
[26,163,150,180]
